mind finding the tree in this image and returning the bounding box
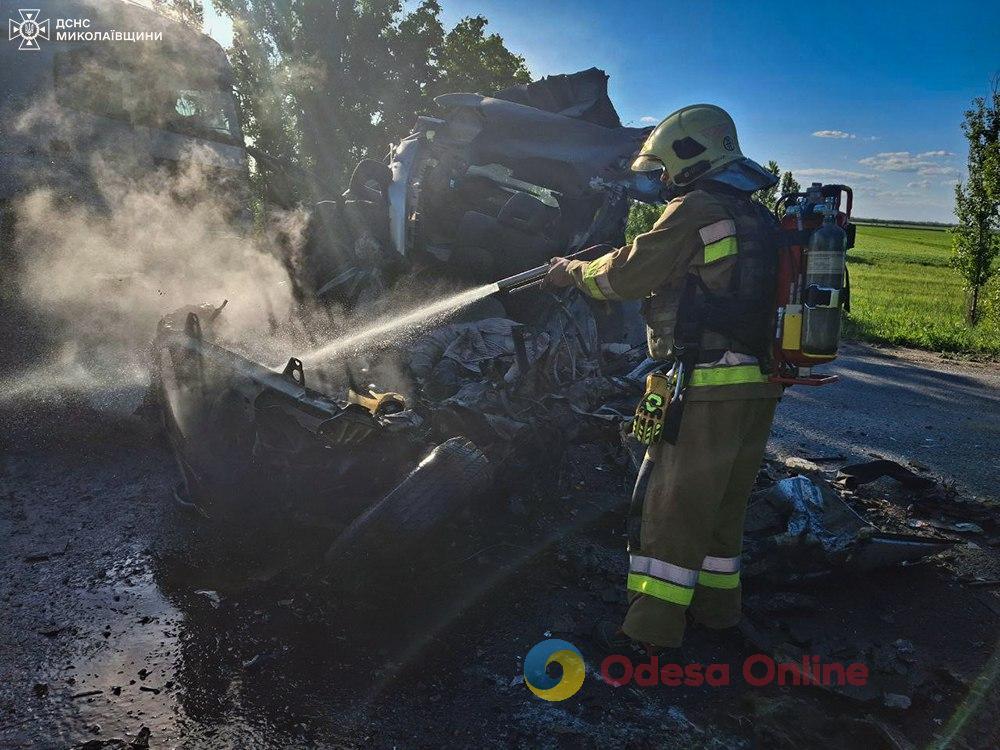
[158,0,204,27]
[754,162,799,213]
[432,16,530,97]
[625,202,662,244]
[779,170,800,198]
[382,1,445,139]
[952,79,1000,324]
[755,160,781,211]
[212,1,530,205]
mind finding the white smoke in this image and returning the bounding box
[5,147,307,411]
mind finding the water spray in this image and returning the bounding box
[300,245,611,362]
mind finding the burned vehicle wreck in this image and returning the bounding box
[153,70,657,571]
[304,68,657,321]
[154,305,497,585]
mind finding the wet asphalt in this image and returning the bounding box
[1,342,997,748]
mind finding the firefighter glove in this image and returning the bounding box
[633,371,672,445]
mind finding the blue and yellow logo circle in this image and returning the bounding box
[523,639,585,701]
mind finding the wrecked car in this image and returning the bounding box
[153,305,495,585]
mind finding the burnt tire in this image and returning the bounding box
[324,437,492,586]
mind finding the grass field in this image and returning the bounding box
[846,225,1000,358]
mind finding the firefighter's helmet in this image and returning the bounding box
[632,104,746,190]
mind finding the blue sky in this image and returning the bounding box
[205,0,999,222]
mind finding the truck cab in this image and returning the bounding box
[0,0,249,297]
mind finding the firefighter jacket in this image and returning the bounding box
[566,186,783,402]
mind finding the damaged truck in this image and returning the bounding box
[302,68,658,333]
[0,0,251,326]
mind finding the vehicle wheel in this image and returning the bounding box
[324,437,492,586]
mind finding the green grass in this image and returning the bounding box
[846,225,1000,358]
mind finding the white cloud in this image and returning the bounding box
[812,130,856,139]
[640,116,657,125]
[916,165,960,177]
[859,152,924,171]
[906,179,931,190]
[865,188,926,203]
[793,168,878,181]
[859,150,959,174]
[852,188,957,222]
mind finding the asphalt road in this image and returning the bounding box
[770,342,1000,502]
[1,342,998,748]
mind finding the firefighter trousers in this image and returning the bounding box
[622,397,779,648]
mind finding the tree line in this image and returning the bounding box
[166,0,530,206]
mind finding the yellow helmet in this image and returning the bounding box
[632,104,745,189]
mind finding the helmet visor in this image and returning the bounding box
[630,153,665,173]
[704,158,779,193]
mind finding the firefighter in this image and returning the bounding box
[546,104,783,650]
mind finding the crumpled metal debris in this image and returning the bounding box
[410,318,531,389]
[765,476,858,554]
[407,296,639,455]
[744,475,953,579]
[835,459,937,492]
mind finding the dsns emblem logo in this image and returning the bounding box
[523,639,585,701]
[8,9,50,50]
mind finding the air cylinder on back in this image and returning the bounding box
[801,201,847,356]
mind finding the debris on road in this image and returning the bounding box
[192,589,221,607]
[883,693,912,710]
[835,459,938,492]
[743,474,953,579]
[70,690,104,700]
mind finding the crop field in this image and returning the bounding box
[846,224,999,358]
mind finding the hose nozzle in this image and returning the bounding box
[494,244,614,295]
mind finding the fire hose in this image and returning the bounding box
[495,244,614,295]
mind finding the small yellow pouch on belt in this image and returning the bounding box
[632,371,672,445]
